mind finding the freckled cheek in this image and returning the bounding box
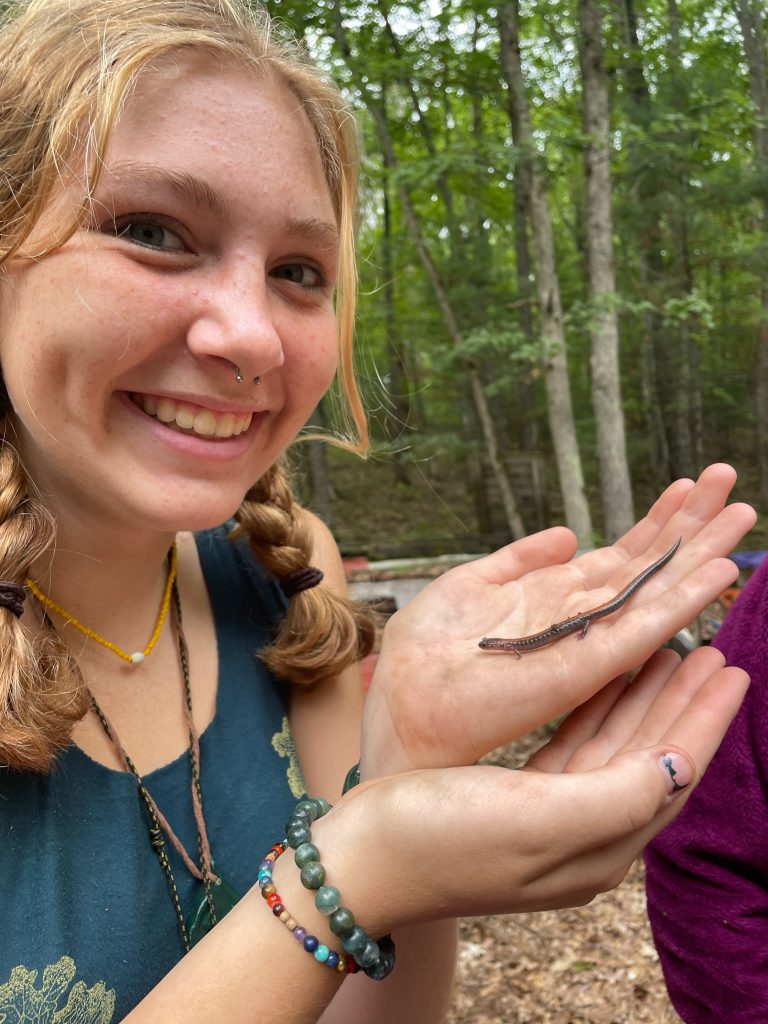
[284,325,338,392]
[0,262,124,423]
[3,317,114,434]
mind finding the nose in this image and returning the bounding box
[185,266,285,380]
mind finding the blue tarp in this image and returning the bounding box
[732,551,768,570]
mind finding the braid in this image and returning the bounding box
[0,445,88,772]
[233,462,374,687]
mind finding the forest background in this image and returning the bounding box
[260,0,768,560]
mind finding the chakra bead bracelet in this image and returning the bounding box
[262,795,396,981]
[258,841,358,974]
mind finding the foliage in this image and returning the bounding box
[262,0,765,546]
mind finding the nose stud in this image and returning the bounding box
[234,367,262,385]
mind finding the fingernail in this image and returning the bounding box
[659,752,693,795]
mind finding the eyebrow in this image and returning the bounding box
[96,163,230,220]
[284,216,340,250]
[95,164,340,249]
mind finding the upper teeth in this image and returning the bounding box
[140,395,252,438]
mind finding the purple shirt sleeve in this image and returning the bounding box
[644,557,768,1022]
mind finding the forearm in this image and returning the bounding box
[123,883,345,1023]
[319,920,458,1024]
[124,787,451,1024]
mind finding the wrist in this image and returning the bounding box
[359,699,418,780]
[269,788,403,951]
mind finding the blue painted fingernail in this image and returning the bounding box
[659,752,692,794]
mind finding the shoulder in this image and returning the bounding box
[184,525,287,624]
[286,511,365,795]
[301,510,348,594]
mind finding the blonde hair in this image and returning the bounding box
[0,0,373,772]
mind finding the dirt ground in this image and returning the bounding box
[446,733,683,1024]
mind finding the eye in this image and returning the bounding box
[115,218,187,252]
[271,262,325,290]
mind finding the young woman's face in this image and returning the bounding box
[0,55,340,536]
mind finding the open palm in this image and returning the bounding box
[361,464,755,775]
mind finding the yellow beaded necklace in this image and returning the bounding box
[26,543,177,665]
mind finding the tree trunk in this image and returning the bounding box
[508,78,539,455]
[305,400,335,527]
[380,143,411,486]
[640,316,670,480]
[498,0,593,545]
[618,0,670,488]
[398,194,527,540]
[577,0,635,539]
[664,0,696,477]
[690,336,703,473]
[467,16,520,474]
[734,0,768,506]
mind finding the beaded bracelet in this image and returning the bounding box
[342,762,361,794]
[258,841,358,974]
[263,795,396,981]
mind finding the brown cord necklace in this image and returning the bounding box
[42,559,240,952]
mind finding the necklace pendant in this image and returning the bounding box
[186,867,241,948]
[130,652,145,664]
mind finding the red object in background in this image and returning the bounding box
[719,586,742,609]
[343,556,369,575]
[361,653,378,690]
[343,555,378,688]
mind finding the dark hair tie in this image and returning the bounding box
[0,582,27,619]
[280,566,324,598]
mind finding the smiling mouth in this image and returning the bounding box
[131,394,253,439]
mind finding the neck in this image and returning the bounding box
[28,515,180,649]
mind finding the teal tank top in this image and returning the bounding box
[0,527,306,1022]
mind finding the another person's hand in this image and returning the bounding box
[335,646,747,931]
[361,463,755,776]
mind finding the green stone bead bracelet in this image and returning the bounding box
[258,840,357,975]
[283,794,396,981]
[342,762,361,794]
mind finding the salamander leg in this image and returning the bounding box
[576,617,591,639]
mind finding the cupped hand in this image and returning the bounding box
[344,646,748,930]
[361,463,755,776]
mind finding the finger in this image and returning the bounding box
[459,526,578,586]
[620,463,737,557]
[526,673,633,773]
[515,661,746,855]
[623,464,754,574]
[590,665,749,865]
[525,747,695,858]
[561,649,683,772]
[574,466,754,591]
[628,645,727,748]
[614,667,750,854]
[587,556,741,669]
[467,747,692,905]
[674,501,757,566]
[569,475,696,582]
[527,649,684,775]
[604,476,695,555]
[657,663,749,759]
